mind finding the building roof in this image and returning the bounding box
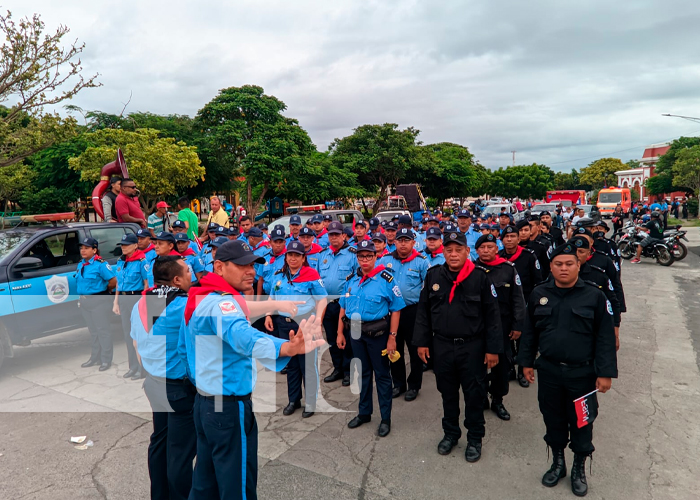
[642,143,671,159]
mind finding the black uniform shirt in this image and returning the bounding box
[477,259,527,335]
[414,264,503,355]
[525,239,551,279]
[519,278,618,378]
[578,262,621,327]
[500,247,543,304]
[549,226,565,247]
[588,250,626,313]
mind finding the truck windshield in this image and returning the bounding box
[598,192,622,203]
[0,231,34,262]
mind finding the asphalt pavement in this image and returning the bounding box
[1,232,699,500]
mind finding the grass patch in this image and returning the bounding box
[669,217,700,227]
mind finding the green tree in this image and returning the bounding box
[671,145,700,195]
[579,158,624,189]
[330,123,420,215]
[655,137,700,174]
[0,162,36,212]
[645,173,673,196]
[279,151,363,204]
[0,11,99,167]
[415,142,484,205]
[195,85,315,217]
[69,128,204,213]
[487,164,554,199]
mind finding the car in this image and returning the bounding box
[529,203,561,217]
[375,210,411,223]
[0,222,140,370]
[480,204,516,218]
[269,209,363,235]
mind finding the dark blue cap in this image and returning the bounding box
[490,223,500,230]
[174,233,190,243]
[369,217,380,229]
[273,224,284,231]
[356,240,376,252]
[427,216,439,223]
[153,231,176,244]
[570,236,590,249]
[305,218,313,225]
[575,217,595,228]
[270,229,286,241]
[215,239,265,264]
[172,220,186,229]
[457,209,471,218]
[550,242,576,260]
[299,227,315,237]
[396,228,414,240]
[444,231,467,246]
[211,236,230,248]
[574,227,594,238]
[120,233,138,245]
[398,215,412,225]
[391,214,400,221]
[385,221,398,230]
[136,228,151,238]
[248,227,263,238]
[502,225,517,235]
[311,214,323,223]
[81,237,98,248]
[213,226,228,236]
[499,212,512,218]
[443,224,459,233]
[343,227,354,237]
[227,227,239,236]
[515,219,530,230]
[323,214,333,221]
[480,223,491,230]
[290,215,302,225]
[371,232,387,243]
[425,227,442,240]
[475,233,498,249]
[286,241,306,254]
[207,222,220,231]
[539,210,551,217]
[257,222,268,230]
[327,221,344,234]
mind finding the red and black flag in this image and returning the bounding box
[574,389,599,429]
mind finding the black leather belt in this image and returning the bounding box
[434,333,479,345]
[542,356,591,368]
[197,391,251,402]
[119,290,141,296]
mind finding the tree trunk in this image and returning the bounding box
[252,181,269,222]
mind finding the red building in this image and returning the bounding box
[615,143,685,201]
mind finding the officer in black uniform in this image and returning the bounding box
[519,242,617,497]
[528,214,553,263]
[540,210,565,247]
[474,234,526,421]
[414,231,502,463]
[516,219,550,280]
[591,219,622,272]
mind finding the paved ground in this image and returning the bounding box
[1,232,700,499]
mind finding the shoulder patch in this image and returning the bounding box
[345,272,355,281]
[523,248,535,255]
[474,265,488,273]
[606,300,614,316]
[589,265,606,274]
[583,279,601,289]
[218,300,239,315]
[535,259,541,270]
[380,270,394,283]
[348,246,357,254]
[417,253,427,259]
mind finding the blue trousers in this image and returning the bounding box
[322,301,353,374]
[189,394,258,500]
[276,316,319,411]
[350,331,392,421]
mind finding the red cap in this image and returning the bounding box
[156,201,170,209]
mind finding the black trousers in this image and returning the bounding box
[350,331,392,421]
[536,358,598,455]
[322,301,353,374]
[118,294,142,371]
[391,304,423,391]
[142,375,197,500]
[488,329,513,402]
[189,394,258,500]
[433,336,487,443]
[80,295,113,364]
[276,315,319,411]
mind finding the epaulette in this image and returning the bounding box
[274,269,284,275]
[504,260,515,267]
[95,256,105,262]
[583,279,602,289]
[589,264,606,275]
[416,253,427,259]
[380,270,394,282]
[474,264,488,273]
[532,279,550,289]
[345,272,355,281]
[348,246,357,253]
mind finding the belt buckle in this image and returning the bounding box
[454,338,465,345]
[285,317,292,323]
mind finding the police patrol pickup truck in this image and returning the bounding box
[0,222,140,371]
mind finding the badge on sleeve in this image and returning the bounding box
[432,283,440,291]
[539,297,548,305]
[491,284,497,297]
[105,264,112,271]
[514,274,521,286]
[535,259,541,270]
[392,285,401,297]
[318,278,324,287]
[606,300,613,316]
[608,280,614,291]
[219,301,238,314]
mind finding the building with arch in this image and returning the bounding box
[615,143,671,201]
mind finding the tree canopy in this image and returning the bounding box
[579,158,624,189]
[487,164,554,199]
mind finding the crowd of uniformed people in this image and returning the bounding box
[74,203,624,499]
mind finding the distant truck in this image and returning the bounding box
[596,188,631,217]
[545,190,588,205]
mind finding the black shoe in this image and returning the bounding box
[302,410,315,418]
[323,369,343,383]
[542,448,567,487]
[131,371,144,380]
[283,401,301,416]
[404,389,419,402]
[123,368,138,379]
[571,454,589,497]
[392,386,406,399]
[422,363,429,372]
[342,374,350,387]
[465,441,482,463]
[508,368,517,381]
[99,363,111,372]
[348,415,371,429]
[517,374,530,388]
[280,367,288,375]
[491,402,511,421]
[437,436,457,456]
[81,359,98,368]
[377,420,391,437]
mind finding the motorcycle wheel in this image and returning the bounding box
[672,241,688,261]
[618,241,634,260]
[655,246,674,266]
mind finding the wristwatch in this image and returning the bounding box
[389,332,398,337]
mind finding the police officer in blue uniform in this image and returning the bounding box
[179,240,325,499]
[114,233,149,380]
[202,236,229,273]
[337,240,405,437]
[172,220,200,253]
[131,256,196,500]
[311,214,329,249]
[384,221,398,253]
[175,233,205,284]
[198,222,221,256]
[379,227,429,401]
[264,241,328,417]
[423,227,446,267]
[257,229,287,296]
[317,221,358,386]
[77,237,117,371]
[136,228,157,264]
[455,209,480,260]
[287,214,302,244]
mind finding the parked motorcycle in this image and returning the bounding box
[663,225,688,261]
[617,226,675,266]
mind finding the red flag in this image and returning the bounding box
[574,389,598,428]
[193,234,203,251]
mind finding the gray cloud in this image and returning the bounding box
[8,0,700,171]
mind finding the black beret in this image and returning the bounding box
[569,236,590,249]
[515,219,530,231]
[550,242,577,260]
[573,227,594,238]
[502,225,517,235]
[474,233,498,249]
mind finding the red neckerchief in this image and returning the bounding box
[316,228,328,238]
[504,246,524,262]
[290,266,321,283]
[254,240,270,251]
[307,243,323,255]
[360,264,386,284]
[144,244,155,253]
[379,248,390,258]
[82,256,96,267]
[331,244,344,255]
[479,256,507,266]
[184,273,250,324]
[270,248,286,264]
[429,245,444,257]
[180,248,196,257]
[125,250,146,262]
[449,259,476,303]
[586,254,594,262]
[168,250,181,256]
[400,249,421,264]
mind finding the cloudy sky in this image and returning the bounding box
[7,0,700,171]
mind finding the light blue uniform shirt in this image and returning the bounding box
[269,267,328,317]
[182,252,205,284]
[459,228,481,260]
[179,293,290,395]
[115,256,149,292]
[130,290,188,379]
[340,269,406,321]
[260,253,286,294]
[316,245,358,296]
[285,235,300,246]
[379,251,429,306]
[315,232,330,250]
[75,256,115,295]
[253,243,273,282]
[423,249,446,268]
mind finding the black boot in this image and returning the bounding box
[571,453,589,497]
[542,448,567,487]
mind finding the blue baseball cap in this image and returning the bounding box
[323,214,333,221]
[270,229,286,241]
[136,228,151,238]
[174,233,190,243]
[171,220,187,229]
[207,222,220,231]
[327,221,344,234]
[425,227,442,240]
[457,209,471,218]
[371,232,387,243]
[311,214,323,223]
[356,240,376,252]
[443,223,459,233]
[153,231,176,244]
[299,227,315,237]
[210,236,229,248]
[273,224,284,231]
[290,215,302,225]
[286,241,306,254]
[385,222,398,231]
[396,228,414,240]
[480,223,491,230]
[490,223,500,230]
[215,240,266,264]
[81,237,98,249]
[343,227,354,237]
[120,233,138,245]
[398,215,412,226]
[257,222,268,230]
[369,217,380,229]
[213,226,228,237]
[247,227,263,238]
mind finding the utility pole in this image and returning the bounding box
[511,151,516,167]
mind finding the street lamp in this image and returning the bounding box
[661,113,700,124]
